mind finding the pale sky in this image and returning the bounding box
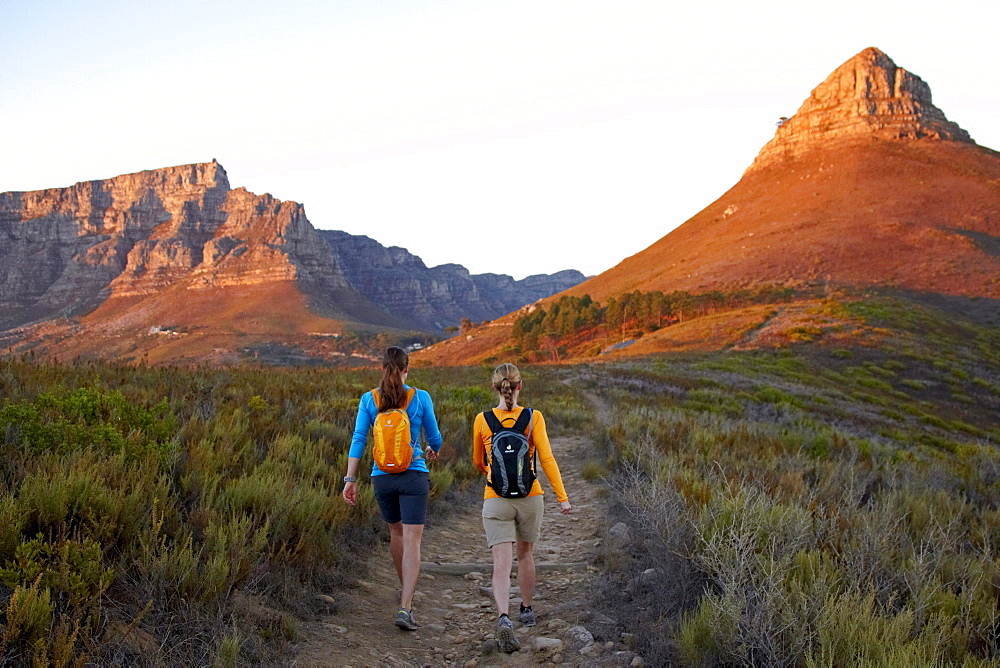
[3,0,998,280]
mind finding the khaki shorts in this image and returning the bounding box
[482,495,544,547]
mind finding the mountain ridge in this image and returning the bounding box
[318,229,585,332]
[0,162,585,363]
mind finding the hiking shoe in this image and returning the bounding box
[394,608,418,631]
[519,603,536,627]
[496,614,520,653]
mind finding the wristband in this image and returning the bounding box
[343,476,357,483]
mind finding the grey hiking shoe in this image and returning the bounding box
[394,608,418,631]
[496,614,520,653]
[519,603,536,627]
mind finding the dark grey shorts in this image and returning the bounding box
[372,470,430,525]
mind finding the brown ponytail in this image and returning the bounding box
[378,346,409,411]
[491,362,521,411]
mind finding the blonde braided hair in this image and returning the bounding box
[491,363,521,410]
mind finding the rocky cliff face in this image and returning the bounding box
[748,47,974,172]
[0,161,357,329]
[1,163,222,322]
[0,162,585,334]
[318,230,586,332]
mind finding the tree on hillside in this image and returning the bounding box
[542,333,561,362]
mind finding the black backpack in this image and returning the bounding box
[483,408,536,498]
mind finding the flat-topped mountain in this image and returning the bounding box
[0,162,583,363]
[0,161,369,327]
[561,47,999,303]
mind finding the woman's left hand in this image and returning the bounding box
[342,481,357,506]
[424,446,439,461]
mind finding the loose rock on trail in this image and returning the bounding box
[290,434,642,667]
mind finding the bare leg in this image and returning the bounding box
[516,540,535,607]
[388,521,404,588]
[400,523,424,610]
[491,541,514,616]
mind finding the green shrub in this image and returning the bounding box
[0,535,113,611]
[214,625,242,668]
[581,461,608,481]
[676,596,730,664]
[302,419,349,444]
[428,467,454,498]
[807,592,927,666]
[1,575,53,650]
[0,387,176,462]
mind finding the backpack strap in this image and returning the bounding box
[511,407,533,435]
[482,409,504,434]
[371,387,416,411]
[514,408,536,473]
[402,387,416,409]
[483,407,532,434]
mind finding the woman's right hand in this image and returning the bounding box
[559,500,572,515]
[342,482,357,506]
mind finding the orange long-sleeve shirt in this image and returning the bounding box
[472,406,569,503]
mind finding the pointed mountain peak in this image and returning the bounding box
[747,47,973,172]
[848,46,893,66]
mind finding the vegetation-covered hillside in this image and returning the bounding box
[417,286,964,366]
[0,293,997,665]
[586,296,1000,664]
[0,360,588,665]
[509,286,803,360]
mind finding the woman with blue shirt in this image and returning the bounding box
[342,346,443,631]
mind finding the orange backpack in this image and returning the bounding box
[371,387,417,473]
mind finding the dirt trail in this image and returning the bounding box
[727,305,786,350]
[290,428,639,667]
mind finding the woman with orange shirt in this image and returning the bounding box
[472,362,571,654]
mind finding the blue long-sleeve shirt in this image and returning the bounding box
[349,385,443,476]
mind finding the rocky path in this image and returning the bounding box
[290,433,641,667]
